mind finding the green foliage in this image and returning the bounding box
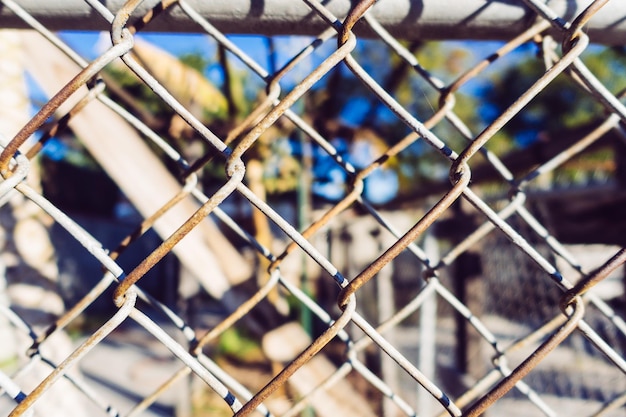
[0,355,18,373]
[475,44,626,188]
[104,65,173,120]
[223,67,255,117]
[179,53,209,73]
[485,45,626,139]
[582,46,626,95]
[94,36,624,205]
[217,327,265,363]
[347,40,486,190]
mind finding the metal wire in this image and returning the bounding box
[0,0,625,416]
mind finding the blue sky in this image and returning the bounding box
[60,31,214,61]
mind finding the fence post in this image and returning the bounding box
[372,226,398,417]
[454,250,485,379]
[0,29,25,372]
[418,232,439,415]
[613,132,626,316]
[442,203,486,382]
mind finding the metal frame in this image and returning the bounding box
[0,1,626,44]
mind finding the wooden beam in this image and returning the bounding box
[19,30,251,299]
[263,322,377,417]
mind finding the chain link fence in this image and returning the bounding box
[0,0,625,416]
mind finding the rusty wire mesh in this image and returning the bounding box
[0,0,625,416]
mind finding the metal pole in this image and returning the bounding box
[374,227,397,417]
[1,0,626,44]
[418,232,439,416]
[297,130,313,336]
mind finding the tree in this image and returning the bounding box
[479,43,626,186]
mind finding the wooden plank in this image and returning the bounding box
[263,322,377,417]
[19,31,251,298]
